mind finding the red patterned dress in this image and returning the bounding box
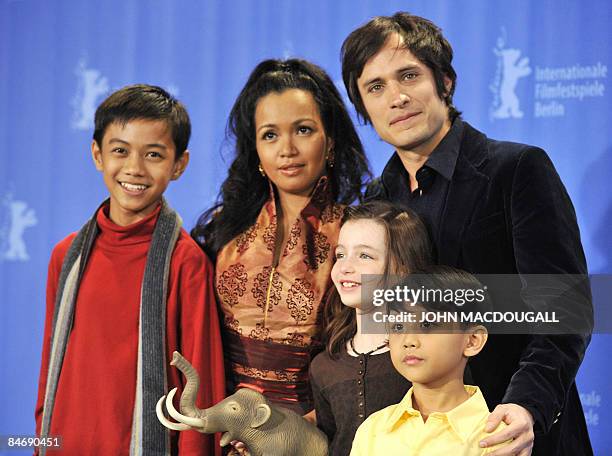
[215,178,343,413]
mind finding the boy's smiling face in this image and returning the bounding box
[92,119,189,226]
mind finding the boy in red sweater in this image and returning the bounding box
[35,84,225,455]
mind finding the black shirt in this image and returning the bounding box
[310,349,411,456]
[378,119,463,253]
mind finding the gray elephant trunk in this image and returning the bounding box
[170,351,203,418]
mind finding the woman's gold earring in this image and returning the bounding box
[258,163,266,177]
[326,151,335,168]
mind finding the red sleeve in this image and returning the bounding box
[35,234,76,437]
[166,233,225,456]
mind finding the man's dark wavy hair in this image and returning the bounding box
[341,12,460,124]
[192,59,370,260]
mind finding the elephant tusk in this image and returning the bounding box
[165,387,204,428]
[156,395,191,431]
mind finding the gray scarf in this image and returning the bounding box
[40,198,182,456]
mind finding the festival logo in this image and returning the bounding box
[0,192,38,262]
[282,41,295,60]
[490,28,532,120]
[580,390,600,427]
[71,57,109,130]
[166,84,180,97]
[490,28,607,120]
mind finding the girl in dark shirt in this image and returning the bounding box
[310,201,432,456]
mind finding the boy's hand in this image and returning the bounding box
[480,403,534,455]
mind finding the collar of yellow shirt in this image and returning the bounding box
[383,385,488,444]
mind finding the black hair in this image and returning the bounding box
[192,59,370,260]
[93,84,191,159]
[388,265,492,330]
[341,12,460,124]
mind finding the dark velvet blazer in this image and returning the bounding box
[366,119,593,455]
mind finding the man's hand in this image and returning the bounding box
[480,403,534,455]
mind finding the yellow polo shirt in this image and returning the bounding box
[350,385,511,456]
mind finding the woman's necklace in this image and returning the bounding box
[349,338,388,356]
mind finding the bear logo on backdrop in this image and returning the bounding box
[71,57,109,131]
[490,27,532,120]
[489,27,608,120]
[166,84,181,97]
[0,192,37,262]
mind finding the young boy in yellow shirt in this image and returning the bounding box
[351,266,511,455]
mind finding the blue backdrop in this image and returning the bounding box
[1,0,610,453]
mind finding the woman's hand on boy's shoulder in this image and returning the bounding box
[480,403,534,455]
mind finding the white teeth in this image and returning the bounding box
[342,281,360,288]
[121,182,147,191]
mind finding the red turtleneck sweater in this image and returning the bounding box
[35,204,225,455]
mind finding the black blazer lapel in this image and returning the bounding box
[437,127,490,266]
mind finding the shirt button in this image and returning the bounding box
[358,402,364,407]
[358,391,363,396]
[357,380,362,385]
[358,413,364,419]
[359,359,364,365]
[358,370,363,375]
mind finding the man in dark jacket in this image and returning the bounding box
[341,12,593,456]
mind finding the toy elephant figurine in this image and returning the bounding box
[156,351,328,456]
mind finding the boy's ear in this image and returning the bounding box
[91,140,103,171]
[171,150,190,181]
[463,325,488,358]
